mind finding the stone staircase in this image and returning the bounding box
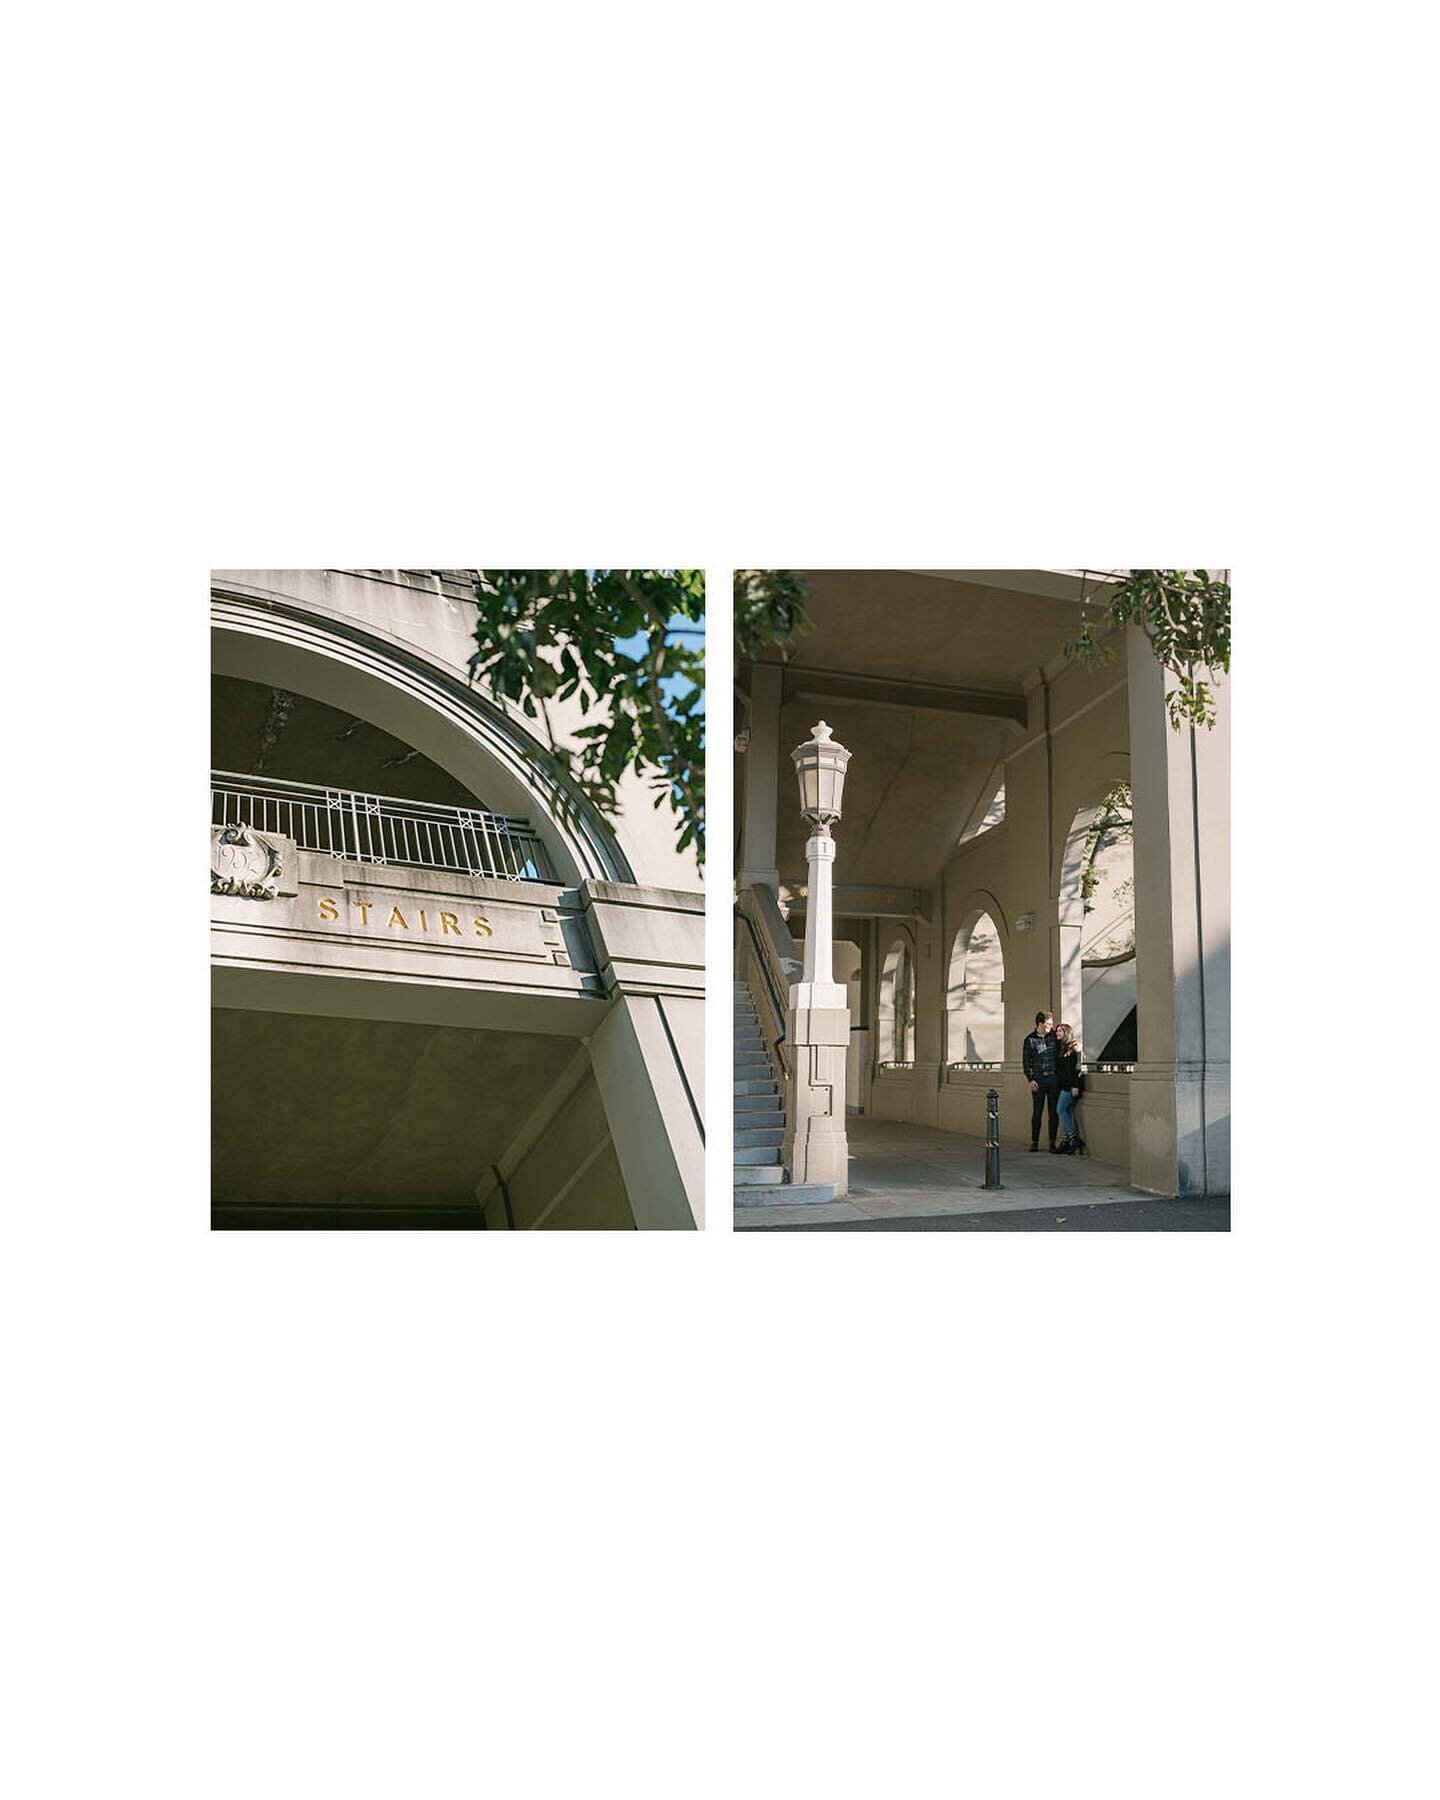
[734,982,836,1207]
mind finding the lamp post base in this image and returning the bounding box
[783,1002,851,1197]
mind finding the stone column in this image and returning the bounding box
[739,660,782,895]
[912,908,942,1126]
[784,1001,851,1194]
[581,881,706,1229]
[855,920,875,1113]
[1126,625,1230,1197]
[588,995,705,1230]
[1055,895,1085,1032]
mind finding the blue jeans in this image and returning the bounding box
[1057,1090,1079,1139]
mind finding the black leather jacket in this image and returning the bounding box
[1023,1029,1058,1084]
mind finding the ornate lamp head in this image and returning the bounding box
[791,720,852,831]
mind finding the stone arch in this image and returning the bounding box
[211,585,633,886]
[877,929,917,1064]
[946,898,1007,1065]
[1052,749,1131,882]
[1055,751,1134,1056]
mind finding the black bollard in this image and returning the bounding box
[984,1088,1002,1189]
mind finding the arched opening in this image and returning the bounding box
[211,590,632,886]
[877,940,915,1065]
[946,911,1004,1064]
[958,770,1006,846]
[1059,782,1135,1061]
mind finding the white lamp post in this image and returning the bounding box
[790,720,851,1011]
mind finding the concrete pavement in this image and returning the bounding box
[734,1115,1226,1230]
[754,1196,1231,1231]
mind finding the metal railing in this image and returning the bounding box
[942,1059,1132,1075]
[736,907,789,1077]
[212,771,554,883]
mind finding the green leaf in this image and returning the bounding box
[469,569,708,861]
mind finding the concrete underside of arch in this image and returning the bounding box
[212,1010,625,1228]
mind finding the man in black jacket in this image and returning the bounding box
[1022,1010,1060,1151]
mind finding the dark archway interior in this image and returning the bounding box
[211,1010,586,1229]
[212,675,487,808]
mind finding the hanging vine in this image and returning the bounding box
[1067,569,1230,730]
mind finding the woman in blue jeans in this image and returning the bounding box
[1055,1023,1086,1154]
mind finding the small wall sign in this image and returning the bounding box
[317,894,492,938]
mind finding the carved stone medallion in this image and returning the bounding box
[211,822,288,899]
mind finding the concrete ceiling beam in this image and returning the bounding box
[783,665,1028,726]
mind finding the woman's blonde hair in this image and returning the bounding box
[1056,1022,1080,1054]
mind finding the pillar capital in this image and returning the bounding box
[804,831,836,864]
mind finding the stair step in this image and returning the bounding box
[734,1108,783,1128]
[734,1126,784,1148]
[734,1165,786,1186]
[736,1078,779,1096]
[734,1145,782,1166]
[735,1181,838,1207]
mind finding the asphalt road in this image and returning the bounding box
[760,1197,1231,1232]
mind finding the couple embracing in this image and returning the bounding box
[1022,1010,1086,1155]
